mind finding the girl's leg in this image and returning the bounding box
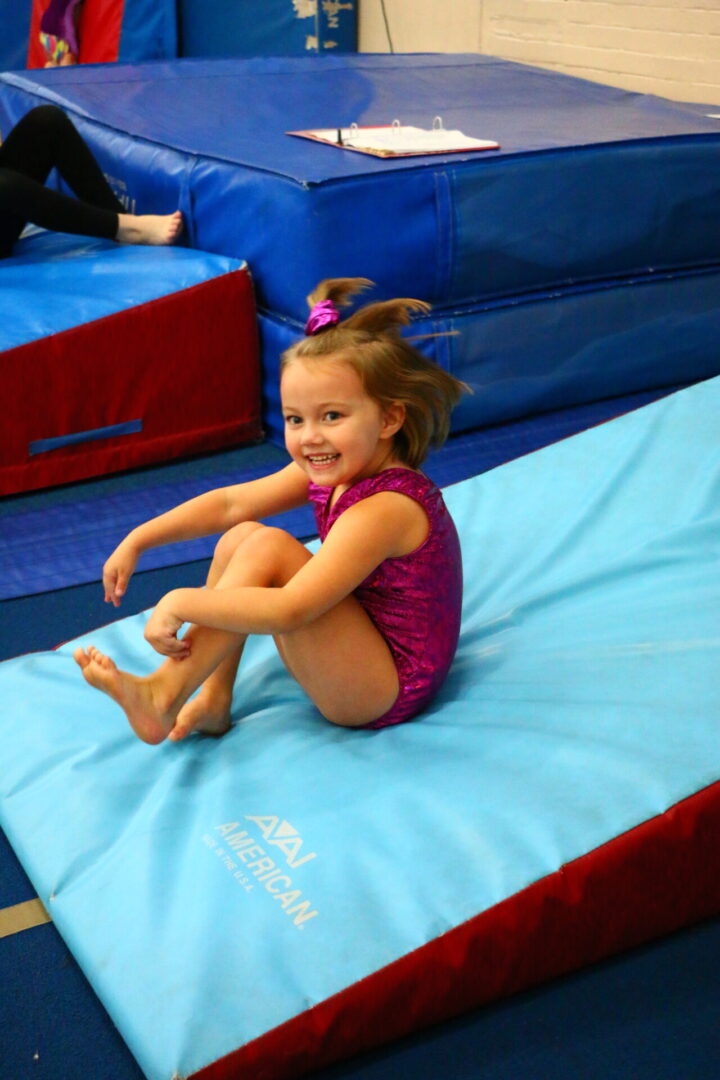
[174,522,266,738]
[74,523,270,743]
[171,526,400,740]
[74,522,300,742]
[75,524,399,743]
[74,629,243,745]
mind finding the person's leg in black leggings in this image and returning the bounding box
[0,105,123,210]
[0,105,123,254]
[0,105,182,256]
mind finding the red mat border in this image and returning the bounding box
[194,779,720,1079]
[1,269,261,496]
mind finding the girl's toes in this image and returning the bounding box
[89,648,114,672]
[167,720,191,743]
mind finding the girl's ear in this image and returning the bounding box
[381,401,406,439]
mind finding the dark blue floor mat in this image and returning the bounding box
[0,920,146,1080]
[0,441,296,601]
[0,386,680,601]
[0,828,35,909]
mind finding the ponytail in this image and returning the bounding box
[282,278,469,468]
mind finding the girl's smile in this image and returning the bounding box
[281,357,404,489]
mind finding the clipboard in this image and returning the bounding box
[287,117,500,158]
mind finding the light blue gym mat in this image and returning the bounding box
[0,378,718,1079]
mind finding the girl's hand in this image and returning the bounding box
[103,540,140,606]
[144,599,190,659]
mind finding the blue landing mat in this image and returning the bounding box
[0,387,677,601]
[2,56,720,317]
[0,377,718,1079]
[3,59,716,447]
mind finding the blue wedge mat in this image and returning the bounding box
[0,386,677,601]
[0,377,718,1079]
[0,230,247,352]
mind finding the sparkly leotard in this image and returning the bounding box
[308,468,463,729]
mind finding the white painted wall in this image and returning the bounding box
[358,0,720,105]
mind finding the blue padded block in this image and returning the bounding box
[0,0,28,72]
[258,268,720,441]
[117,0,177,63]
[1,57,719,318]
[179,0,357,57]
[0,378,718,1078]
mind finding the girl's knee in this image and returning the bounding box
[249,525,302,552]
[246,526,309,568]
[222,524,308,586]
[236,524,302,562]
[213,520,264,564]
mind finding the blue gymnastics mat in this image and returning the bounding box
[1,378,718,1078]
[3,56,719,442]
[258,275,720,441]
[2,55,718,318]
[178,0,357,57]
[0,230,246,352]
[0,228,261,496]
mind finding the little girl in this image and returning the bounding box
[74,278,467,742]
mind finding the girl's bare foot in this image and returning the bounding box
[170,691,232,743]
[74,646,176,745]
[116,210,183,247]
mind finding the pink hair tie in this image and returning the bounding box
[305,299,340,336]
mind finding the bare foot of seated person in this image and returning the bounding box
[116,209,184,247]
[73,644,232,745]
[74,645,178,745]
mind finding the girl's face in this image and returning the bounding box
[281,356,404,488]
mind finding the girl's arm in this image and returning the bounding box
[146,491,428,651]
[103,463,309,606]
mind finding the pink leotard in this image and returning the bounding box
[308,468,463,729]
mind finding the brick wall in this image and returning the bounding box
[359,0,720,105]
[482,0,720,104]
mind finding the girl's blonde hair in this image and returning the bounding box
[281,278,468,469]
